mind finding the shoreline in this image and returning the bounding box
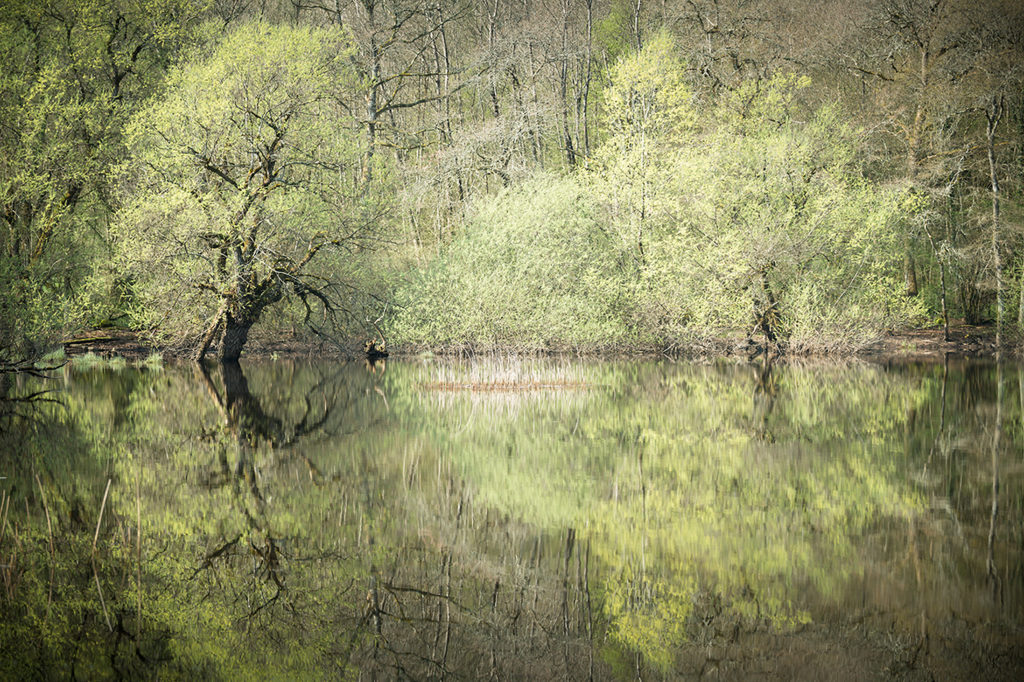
[58,323,1013,366]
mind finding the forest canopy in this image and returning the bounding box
[1,0,1022,359]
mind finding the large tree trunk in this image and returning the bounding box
[219,313,252,362]
[208,277,282,363]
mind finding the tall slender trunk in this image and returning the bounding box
[581,0,593,158]
[362,2,381,184]
[923,219,950,341]
[942,197,954,340]
[937,246,950,341]
[904,103,921,297]
[559,0,576,168]
[637,126,647,266]
[528,42,544,167]
[487,0,500,120]
[1018,255,1024,330]
[987,94,1004,347]
[631,0,643,51]
[364,49,380,182]
[903,49,929,298]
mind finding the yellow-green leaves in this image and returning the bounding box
[0,0,207,355]
[619,70,924,349]
[116,21,374,347]
[599,31,695,151]
[392,174,626,352]
[589,33,695,274]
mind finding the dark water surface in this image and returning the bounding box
[1,357,1022,680]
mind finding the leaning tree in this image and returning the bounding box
[117,21,387,361]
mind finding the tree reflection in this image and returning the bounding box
[0,362,63,426]
[411,359,1024,677]
[752,355,778,442]
[2,359,1023,680]
[988,361,1003,603]
[189,360,351,623]
[195,360,343,488]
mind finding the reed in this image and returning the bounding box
[34,475,54,617]
[422,356,590,392]
[92,478,113,632]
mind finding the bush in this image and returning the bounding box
[392,175,629,351]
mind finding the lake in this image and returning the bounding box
[1,356,1022,680]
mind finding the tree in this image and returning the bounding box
[391,174,625,351]
[656,75,924,350]
[845,0,1022,315]
[590,31,694,270]
[0,0,205,359]
[117,21,386,361]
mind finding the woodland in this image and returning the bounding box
[3,6,1024,674]
[2,0,1023,361]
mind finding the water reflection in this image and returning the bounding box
[1,358,1022,679]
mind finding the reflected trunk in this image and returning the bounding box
[988,361,1002,601]
[4,358,1024,679]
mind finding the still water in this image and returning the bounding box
[1,357,1022,680]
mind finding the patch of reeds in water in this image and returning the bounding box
[416,356,595,420]
[421,356,590,392]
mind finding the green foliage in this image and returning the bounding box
[115,20,382,351]
[3,360,1022,677]
[397,50,922,353]
[598,32,695,153]
[0,0,1022,356]
[589,32,694,269]
[397,359,960,667]
[392,174,627,351]
[1,364,376,679]
[592,70,925,350]
[0,0,206,357]
[592,0,636,59]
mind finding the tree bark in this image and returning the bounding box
[1018,257,1024,330]
[219,313,252,362]
[581,0,594,158]
[631,0,643,51]
[986,93,1004,347]
[193,305,226,362]
[559,0,577,169]
[758,268,780,345]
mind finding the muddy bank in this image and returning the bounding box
[60,329,356,362]
[858,324,1003,363]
